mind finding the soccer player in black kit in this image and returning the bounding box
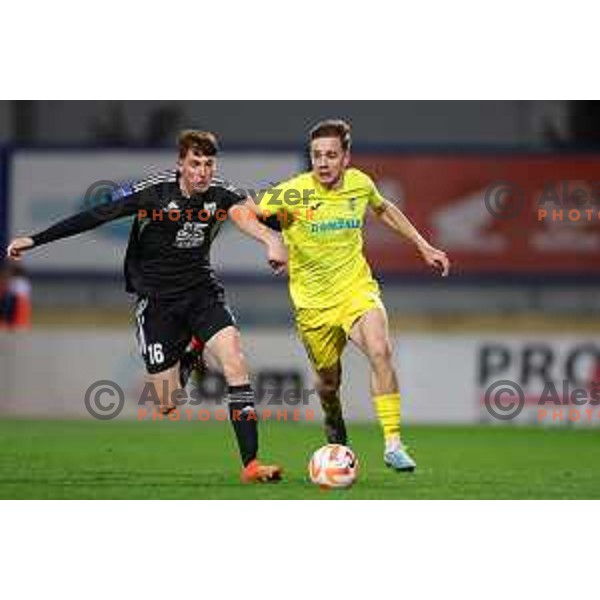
[7,130,286,483]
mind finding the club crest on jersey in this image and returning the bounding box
[164,200,180,212]
[204,201,217,215]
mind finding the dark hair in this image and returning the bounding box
[309,119,351,151]
[177,130,219,159]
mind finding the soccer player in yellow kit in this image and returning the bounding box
[256,119,450,471]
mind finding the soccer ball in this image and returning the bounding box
[308,444,359,489]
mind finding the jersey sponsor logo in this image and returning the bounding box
[310,218,362,234]
[174,222,206,248]
[348,197,357,212]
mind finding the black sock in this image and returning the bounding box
[228,384,258,467]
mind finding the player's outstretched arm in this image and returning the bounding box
[6,193,142,260]
[228,198,287,275]
[373,199,450,276]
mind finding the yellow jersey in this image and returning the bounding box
[260,168,385,308]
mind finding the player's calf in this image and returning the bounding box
[315,365,347,445]
[320,394,347,445]
[206,326,283,479]
[145,364,181,415]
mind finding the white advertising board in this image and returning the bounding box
[2,330,597,426]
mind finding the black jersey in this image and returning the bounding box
[31,170,246,297]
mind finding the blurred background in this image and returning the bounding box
[1,100,599,424]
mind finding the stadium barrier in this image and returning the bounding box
[1,329,599,426]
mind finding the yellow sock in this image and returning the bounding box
[373,393,401,444]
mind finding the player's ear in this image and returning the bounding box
[342,150,351,168]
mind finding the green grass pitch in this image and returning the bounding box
[1,419,599,499]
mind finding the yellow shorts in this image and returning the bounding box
[296,286,384,371]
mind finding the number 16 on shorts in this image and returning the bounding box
[147,343,165,366]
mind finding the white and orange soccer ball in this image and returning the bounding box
[308,444,359,489]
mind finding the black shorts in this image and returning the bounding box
[133,292,237,374]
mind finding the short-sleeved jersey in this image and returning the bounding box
[260,168,385,308]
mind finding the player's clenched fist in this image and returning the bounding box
[7,237,34,260]
[418,242,450,277]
